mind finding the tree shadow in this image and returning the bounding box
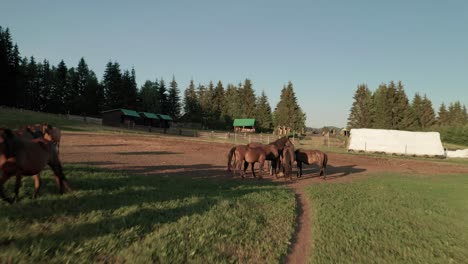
[72,161,123,166]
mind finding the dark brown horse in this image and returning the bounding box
[295,149,328,179]
[280,144,295,180]
[246,142,280,177]
[0,128,71,203]
[227,144,249,176]
[242,147,266,179]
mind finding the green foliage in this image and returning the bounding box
[255,91,273,132]
[182,79,201,122]
[307,173,468,264]
[168,76,181,120]
[0,165,296,263]
[347,84,373,128]
[273,81,306,131]
[436,125,468,146]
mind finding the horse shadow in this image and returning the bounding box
[294,164,366,180]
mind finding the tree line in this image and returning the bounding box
[0,26,306,132]
[347,81,468,144]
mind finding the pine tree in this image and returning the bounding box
[102,61,122,110]
[419,95,436,129]
[394,81,416,130]
[273,81,306,132]
[120,69,138,109]
[82,70,102,115]
[437,102,449,126]
[372,83,392,129]
[222,84,242,128]
[411,93,424,129]
[212,80,225,121]
[37,59,53,111]
[255,91,273,132]
[239,79,256,118]
[140,80,160,114]
[159,79,169,114]
[347,84,373,128]
[182,79,201,122]
[168,76,181,120]
[26,56,40,111]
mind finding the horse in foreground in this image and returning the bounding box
[280,144,295,180]
[0,127,71,203]
[227,144,249,176]
[295,149,328,179]
[242,147,266,179]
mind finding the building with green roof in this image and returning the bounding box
[101,108,141,127]
[233,118,256,132]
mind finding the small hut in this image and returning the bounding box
[102,108,140,127]
[233,119,256,133]
[156,114,173,128]
[139,112,160,127]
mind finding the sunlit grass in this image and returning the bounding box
[0,165,296,263]
[306,173,468,263]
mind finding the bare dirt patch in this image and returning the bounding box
[60,132,468,264]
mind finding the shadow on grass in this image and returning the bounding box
[296,164,366,180]
[80,144,129,147]
[0,164,288,253]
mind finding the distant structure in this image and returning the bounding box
[233,119,256,133]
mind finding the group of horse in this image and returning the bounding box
[0,124,70,204]
[227,136,328,180]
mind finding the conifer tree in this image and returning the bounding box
[222,84,242,128]
[168,76,181,120]
[437,102,449,126]
[372,83,392,129]
[212,80,225,121]
[239,79,256,118]
[273,81,306,132]
[255,91,273,132]
[347,84,373,128]
[102,61,122,110]
[159,79,169,114]
[411,93,424,129]
[394,81,416,130]
[182,79,201,122]
[140,80,160,114]
[419,95,436,129]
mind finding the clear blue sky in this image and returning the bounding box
[2,0,467,127]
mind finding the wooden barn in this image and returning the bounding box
[101,108,140,127]
[138,112,159,126]
[233,119,256,133]
[156,114,173,128]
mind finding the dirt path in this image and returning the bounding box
[60,132,468,263]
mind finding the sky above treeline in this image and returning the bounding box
[2,0,467,127]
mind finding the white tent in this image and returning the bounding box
[348,128,445,157]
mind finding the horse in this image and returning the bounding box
[280,144,295,180]
[227,144,249,176]
[41,124,61,155]
[295,149,328,179]
[0,127,72,203]
[242,147,266,179]
[246,142,280,177]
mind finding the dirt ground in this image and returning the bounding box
[60,131,468,264]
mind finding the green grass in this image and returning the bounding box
[0,165,296,263]
[306,173,468,264]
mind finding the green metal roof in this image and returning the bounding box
[139,112,159,119]
[102,108,140,118]
[233,119,255,127]
[157,114,173,121]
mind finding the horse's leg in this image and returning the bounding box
[242,161,248,179]
[0,174,14,204]
[297,161,303,177]
[258,160,264,179]
[251,162,256,178]
[49,161,71,193]
[33,174,41,198]
[14,174,22,202]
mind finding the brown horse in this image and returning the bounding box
[242,147,266,179]
[295,149,328,179]
[280,144,295,180]
[0,128,72,203]
[246,142,280,177]
[227,144,249,176]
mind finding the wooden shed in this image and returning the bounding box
[101,108,140,127]
[139,112,160,126]
[156,114,173,128]
[233,119,256,133]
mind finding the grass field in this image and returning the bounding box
[0,165,296,263]
[306,173,468,264]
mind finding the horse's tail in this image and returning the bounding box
[227,146,236,171]
[323,152,328,169]
[283,147,292,179]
